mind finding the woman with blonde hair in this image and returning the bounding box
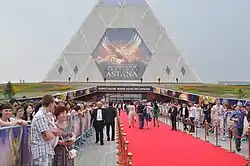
[128,102,136,128]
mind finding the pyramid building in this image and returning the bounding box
[44,0,201,82]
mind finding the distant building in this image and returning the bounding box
[218,81,250,85]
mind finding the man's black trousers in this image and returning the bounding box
[106,122,115,140]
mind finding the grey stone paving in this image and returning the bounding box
[75,128,117,166]
[159,117,249,159]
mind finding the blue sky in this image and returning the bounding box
[0,0,249,83]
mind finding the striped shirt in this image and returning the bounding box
[30,108,55,159]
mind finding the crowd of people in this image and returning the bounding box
[1,94,250,165]
[0,95,118,166]
[116,101,160,129]
[158,99,249,152]
[118,99,250,153]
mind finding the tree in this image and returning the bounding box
[236,88,247,99]
[4,81,16,99]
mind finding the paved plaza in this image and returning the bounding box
[75,128,117,166]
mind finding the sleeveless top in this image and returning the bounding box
[145,106,153,114]
[129,105,136,112]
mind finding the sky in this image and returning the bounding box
[0,0,250,83]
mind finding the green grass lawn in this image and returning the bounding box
[0,82,249,100]
[0,83,92,100]
[173,84,250,99]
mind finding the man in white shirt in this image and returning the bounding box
[211,99,225,141]
[91,102,106,145]
[189,103,196,133]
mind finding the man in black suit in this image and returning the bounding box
[169,103,178,131]
[178,103,189,131]
[91,102,106,145]
[105,102,117,141]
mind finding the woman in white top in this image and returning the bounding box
[144,102,153,129]
[195,104,203,127]
[128,102,136,128]
[189,104,196,133]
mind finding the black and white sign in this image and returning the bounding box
[97,86,153,92]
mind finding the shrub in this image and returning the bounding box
[4,81,16,99]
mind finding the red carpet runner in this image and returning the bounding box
[120,112,248,166]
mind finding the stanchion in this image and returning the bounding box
[177,117,180,130]
[117,123,123,134]
[215,124,221,147]
[116,121,121,143]
[117,127,124,149]
[215,124,218,146]
[167,115,170,125]
[117,119,126,164]
[189,120,193,135]
[116,123,125,165]
[195,121,200,138]
[127,152,133,166]
[124,141,129,164]
[122,133,126,140]
[245,127,250,161]
[122,133,127,157]
[182,119,186,133]
[188,120,191,135]
[204,121,209,142]
[228,125,235,153]
[117,132,127,165]
[120,123,124,128]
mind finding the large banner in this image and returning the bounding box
[18,86,97,102]
[153,86,250,106]
[81,112,91,134]
[0,127,23,166]
[21,126,32,166]
[92,28,153,80]
[72,115,81,137]
[71,112,91,139]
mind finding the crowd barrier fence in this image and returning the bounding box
[0,112,92,166]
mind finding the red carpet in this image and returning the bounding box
[120,112,248,166]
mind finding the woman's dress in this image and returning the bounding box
[53,122,74,166]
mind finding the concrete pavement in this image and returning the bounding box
[76,129,117,166]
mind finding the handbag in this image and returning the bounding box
[60,136,77,159]
[66,147,77,159]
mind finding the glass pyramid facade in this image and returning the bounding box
[44,0,200,82]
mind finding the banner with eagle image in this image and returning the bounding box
[92,28,153,80]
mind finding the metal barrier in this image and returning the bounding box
[0,113,92,166]
[116,114,133,166]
